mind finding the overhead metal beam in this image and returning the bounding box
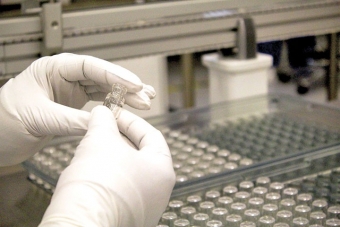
[0,0,340,77]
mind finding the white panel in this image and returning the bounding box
[4,42,40,58]
[0,16,41,36]
[5,58,36,74]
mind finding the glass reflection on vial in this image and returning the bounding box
[103,83,127,119]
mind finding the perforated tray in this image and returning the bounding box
[23,94,340,193]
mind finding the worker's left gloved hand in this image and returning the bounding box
[0,53,156,166]
[39,106,176,227]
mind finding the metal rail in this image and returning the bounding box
[1,0,340,78]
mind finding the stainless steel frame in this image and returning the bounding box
[1,0,340,78]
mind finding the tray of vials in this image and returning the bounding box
[151,94,340,186]
[157,145,340,227]
[22,94,340,192]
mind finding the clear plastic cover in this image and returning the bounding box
[23,94,340,195]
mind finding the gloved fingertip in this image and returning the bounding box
[125,91,152,110]
[89,105,116,127]
[143,84,156,99]
[126,99,151,110]
[91,105,113,117]
[138,98,151,110]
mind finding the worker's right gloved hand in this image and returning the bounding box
[0,53,156,166]
[39,106,176,227]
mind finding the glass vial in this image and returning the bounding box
[310,211,326,226]
[199,201,215,215]
[269,182,285,194]
[180,206,196,222]
[312,199,328,213]
[327,205,340,219]
[206,220,223,227]
[103,83,127,119]
[244,209,261,223]
[326,218,340,227]
[234,191,251,203]
[193,213,209,227]
[169,200,185,215]
[217,196,233,209]
[230,202,247,216]
[240,221,256,227]
[294,205,311,219]
[248,197,264,210]
[174,219,190,227]
[226,214,243,227]
[265,192,281,205]
[292,217,309,227]
[205,190,221,203]
[256,177,271,188]
[252,186,268,199]
[187,195,202,210]
[211,207,228,222]
[276,210,293,224]
[262,204,278,217]
[258,215,275,227]
[239,181,255,193]
[296,193,313,206]
[223,185,238,197]
[279,198,296,212]
[161,212,177,226]
[282,187,299,200]
[273,223,290,227]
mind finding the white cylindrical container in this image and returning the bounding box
[202,52,273,104]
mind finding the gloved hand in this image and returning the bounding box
[0,53,155,166]
[39,106,176,227]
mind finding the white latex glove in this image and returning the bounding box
[0,53,156,166]
[39,106,176,227]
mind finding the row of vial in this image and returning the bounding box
[160,128,253,183]
[28,116,339,186]
[190,115,340,163]
[157,171,340,227]
[27,123,253,188]
[200,114,340,143]
[28,140,79,179]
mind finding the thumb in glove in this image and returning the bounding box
[40,106,175,227]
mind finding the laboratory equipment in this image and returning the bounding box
[158,158,340,226]
[1,0,340,109]
[2,0,340,77]
[1,1,340,226]
[23,94,340,191]
[20,94,340,226]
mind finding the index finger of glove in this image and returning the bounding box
[53,53,143,93]
[117,109,170,157]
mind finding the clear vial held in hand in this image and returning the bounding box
[103,83,127,119]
